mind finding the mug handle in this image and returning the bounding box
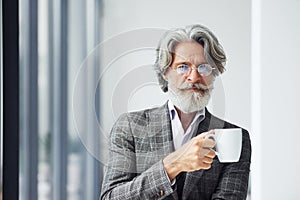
[204,133,219,156]
[205,133,216,141]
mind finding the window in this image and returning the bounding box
[19,0,103,199]
[0,0,3,198]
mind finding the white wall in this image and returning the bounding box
[254,0,300,199]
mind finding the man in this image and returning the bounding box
[100,24,251,200]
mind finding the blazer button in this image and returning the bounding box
[157,190,164,197]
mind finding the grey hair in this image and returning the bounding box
[154,24,227,92]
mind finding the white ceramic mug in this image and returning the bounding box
[206,128,242,163]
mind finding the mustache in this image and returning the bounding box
[177,82,214,90]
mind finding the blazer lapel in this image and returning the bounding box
[147,103,181,200]
[192,108,226,137]
[146,102,174,158]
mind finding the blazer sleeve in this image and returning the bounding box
[100,113,174,200]
[211,129,252,200]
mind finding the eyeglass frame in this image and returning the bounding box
[170,63,216,77]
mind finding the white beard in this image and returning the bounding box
[168,83,213,113]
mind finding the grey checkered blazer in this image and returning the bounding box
[100,102,251,200]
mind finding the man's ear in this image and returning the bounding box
[162,74,168,81]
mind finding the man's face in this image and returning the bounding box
[164,41,215,113]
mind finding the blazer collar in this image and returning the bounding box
[194,108,226,136]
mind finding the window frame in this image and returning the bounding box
[2,0,20,199]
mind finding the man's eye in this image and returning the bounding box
[198,64,211,72]
[178,65,190,71]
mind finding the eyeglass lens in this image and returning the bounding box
[176,64,213,76]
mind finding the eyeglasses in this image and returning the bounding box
[173,63,216,77]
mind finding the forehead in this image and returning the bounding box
[172,41,206,64]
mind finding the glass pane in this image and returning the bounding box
[37,0,51,199]
[0,0,3,198]
[19,0,102,199]
[67,0,101,199]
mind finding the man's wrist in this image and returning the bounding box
[163,158,181,181]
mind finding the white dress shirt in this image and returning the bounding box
[167,100,205,150]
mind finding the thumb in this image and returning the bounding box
[195,130,215,140]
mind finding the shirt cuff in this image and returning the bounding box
[163,164,176,186]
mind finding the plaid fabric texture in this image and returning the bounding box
[100,103,251,200]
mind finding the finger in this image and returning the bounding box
[202,156,214,164]
[194,130,215,140]
[200,162,212,170]
[206,150,216,158]
[202,137,216,148]
[200,148,216,158]
[199,148,211,158]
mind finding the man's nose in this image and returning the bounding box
[187,68,203,83]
